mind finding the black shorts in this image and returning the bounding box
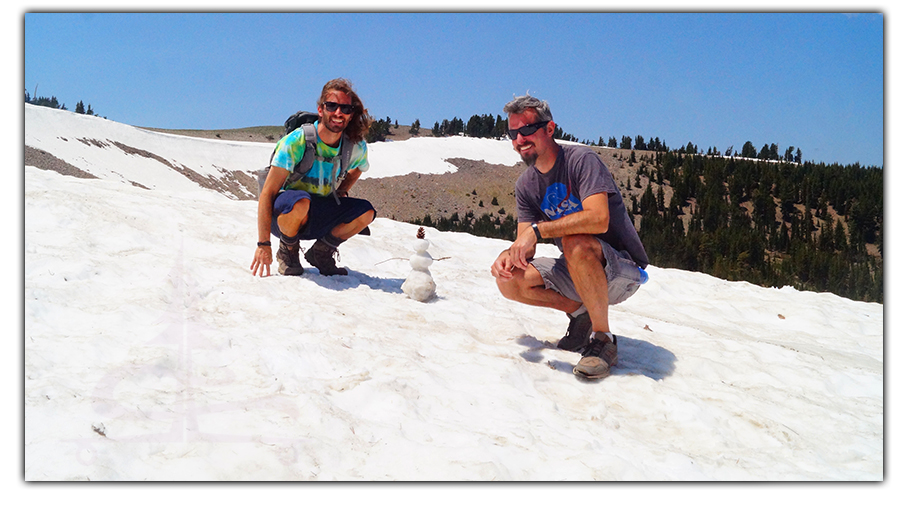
[271,190,376,240]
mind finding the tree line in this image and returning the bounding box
[419,112,811,166]
[25,89,100,117]
[632,151,882,302]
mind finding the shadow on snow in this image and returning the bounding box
[515,334,676,382]
[299,268,405,295]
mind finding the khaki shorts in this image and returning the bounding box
[530,238,642,306]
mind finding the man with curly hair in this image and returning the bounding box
[252,78,376,277]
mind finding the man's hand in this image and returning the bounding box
[490,249,516,280]
[336,168,361,199]
[508,225,538,271]
[253,165,287,278]
[251,245,273,277]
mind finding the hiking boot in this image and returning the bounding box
[304,239,348,276]
[573,334,618,379]
[557,311,593,352]
[276,241,304,276]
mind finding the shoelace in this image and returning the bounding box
[580,339,603,357]
[580,335,615,356]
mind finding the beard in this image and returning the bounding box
[516,145,538,166]
[322,113,349,135]
[515,141,539,166]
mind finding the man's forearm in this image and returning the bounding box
[257,193,275,242]
[535,210,609,239]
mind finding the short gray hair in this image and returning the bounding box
[503,94,553,122]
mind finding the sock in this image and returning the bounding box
[280,231,300,247]
[320,233,345,250]
[590,331,616,343]
[570,305,588,317]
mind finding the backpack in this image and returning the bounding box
[255,110,353,203]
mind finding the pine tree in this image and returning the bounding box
[741,141,757,159]
[834,220,848,252]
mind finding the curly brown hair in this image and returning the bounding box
[317,78,372,145]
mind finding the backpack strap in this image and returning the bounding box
[332,133,355,205]
[281,123,323,191]
[340,134,353,177]
[295,123,320,175]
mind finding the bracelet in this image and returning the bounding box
[257,241,272,247]
[531,223,543,241]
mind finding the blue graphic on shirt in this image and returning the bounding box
[541,182,583,220]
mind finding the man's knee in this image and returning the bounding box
[495,271,520,300]
[359,208,375,225]
[287,198,310,218]
[561,235,605,267]
[276,198,310,235]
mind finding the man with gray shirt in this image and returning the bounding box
[490,95,649,379]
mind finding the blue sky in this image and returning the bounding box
[23,11,884,167]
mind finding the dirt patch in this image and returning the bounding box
[111,140,257,200]
[352,158,526,223]
[25,145,97,179]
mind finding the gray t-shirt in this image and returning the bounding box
[515,144,649,268]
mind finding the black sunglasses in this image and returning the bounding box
[323,101,355,115]
[508,121,550,139]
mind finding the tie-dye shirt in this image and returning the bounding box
[270,121,369,196]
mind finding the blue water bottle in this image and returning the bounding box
[638,266,649,285]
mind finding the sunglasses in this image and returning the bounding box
[323,101,355,115]
[508,120,550,139]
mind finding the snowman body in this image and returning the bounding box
[401,237,436,302]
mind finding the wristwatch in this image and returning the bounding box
[531,223,542,241]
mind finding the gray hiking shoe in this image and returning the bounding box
[304,239,348,276]
[573,333,618,379]
[557,312,593,352]
[276,241,304,276]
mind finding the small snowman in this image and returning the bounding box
[401,227,436,302]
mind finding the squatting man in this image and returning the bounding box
[251,78,376,278]
[491,95,649,379]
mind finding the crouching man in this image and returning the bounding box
[251,78,376,277]
[490,95,649,379]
